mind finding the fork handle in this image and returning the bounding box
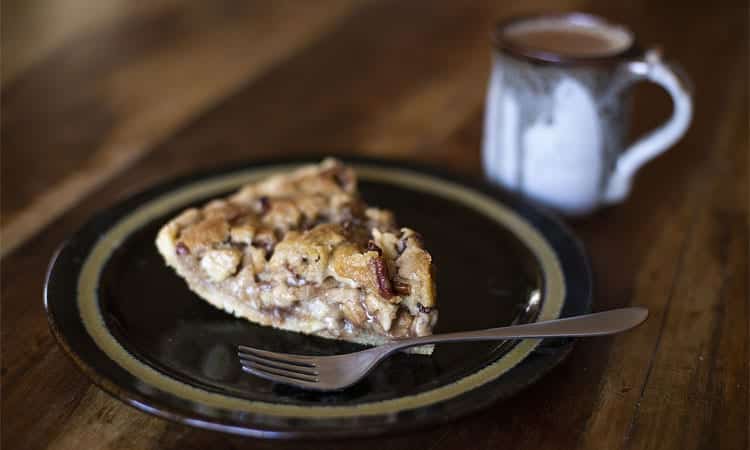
[383,307,648,352]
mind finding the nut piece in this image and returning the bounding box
[252,228,277,254]
[341,299,367,327]
[263,198,302,231]
[371,254,395,299]
[390,309,414,338]
[270,224,345,284]
[203,200,245,222]
[394,279,411,296]
[230,224,256,245]
[173,208,202,228]
[396,228,435,312]
[179,217,230,252]
[411,311,438,337]
[365,294,397,332]
[247,246,267,273]
[365,208,395,228]
[200,248,242,282]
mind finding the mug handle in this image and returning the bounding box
[603,49,693,204]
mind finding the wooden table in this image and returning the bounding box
[2,1,747,449]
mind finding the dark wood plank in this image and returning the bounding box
[568,3,750,449]
[623,58,748,450]
[1,0,181,83]
[0,0,363,257]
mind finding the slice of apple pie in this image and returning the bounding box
[156,159,437,350]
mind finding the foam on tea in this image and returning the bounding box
[503,16,632,58]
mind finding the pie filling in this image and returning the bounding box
[156,159,437,347]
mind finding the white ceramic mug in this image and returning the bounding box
[482,13,693,215]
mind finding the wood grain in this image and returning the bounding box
[623,55,748,450]
[1,0,747,449]
[574,3,749,449]
[1,0,183,83]
[0,0,365,257]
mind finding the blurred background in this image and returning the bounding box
[5,0,733,257]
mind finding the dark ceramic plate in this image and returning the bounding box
[45,157,592,439]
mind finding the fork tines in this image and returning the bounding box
[237,346,320,385]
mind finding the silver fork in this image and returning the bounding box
[237,307,648,391]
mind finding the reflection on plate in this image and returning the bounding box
[45,157,592,438]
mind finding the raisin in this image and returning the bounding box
[252,235,276,259]
[334,171,352,190]
[366,240,383,255]
[257,196,271,214]
[321,166,352,191]
[417,303,433,314]
[176,242,190,255]
[272,307,287,322]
